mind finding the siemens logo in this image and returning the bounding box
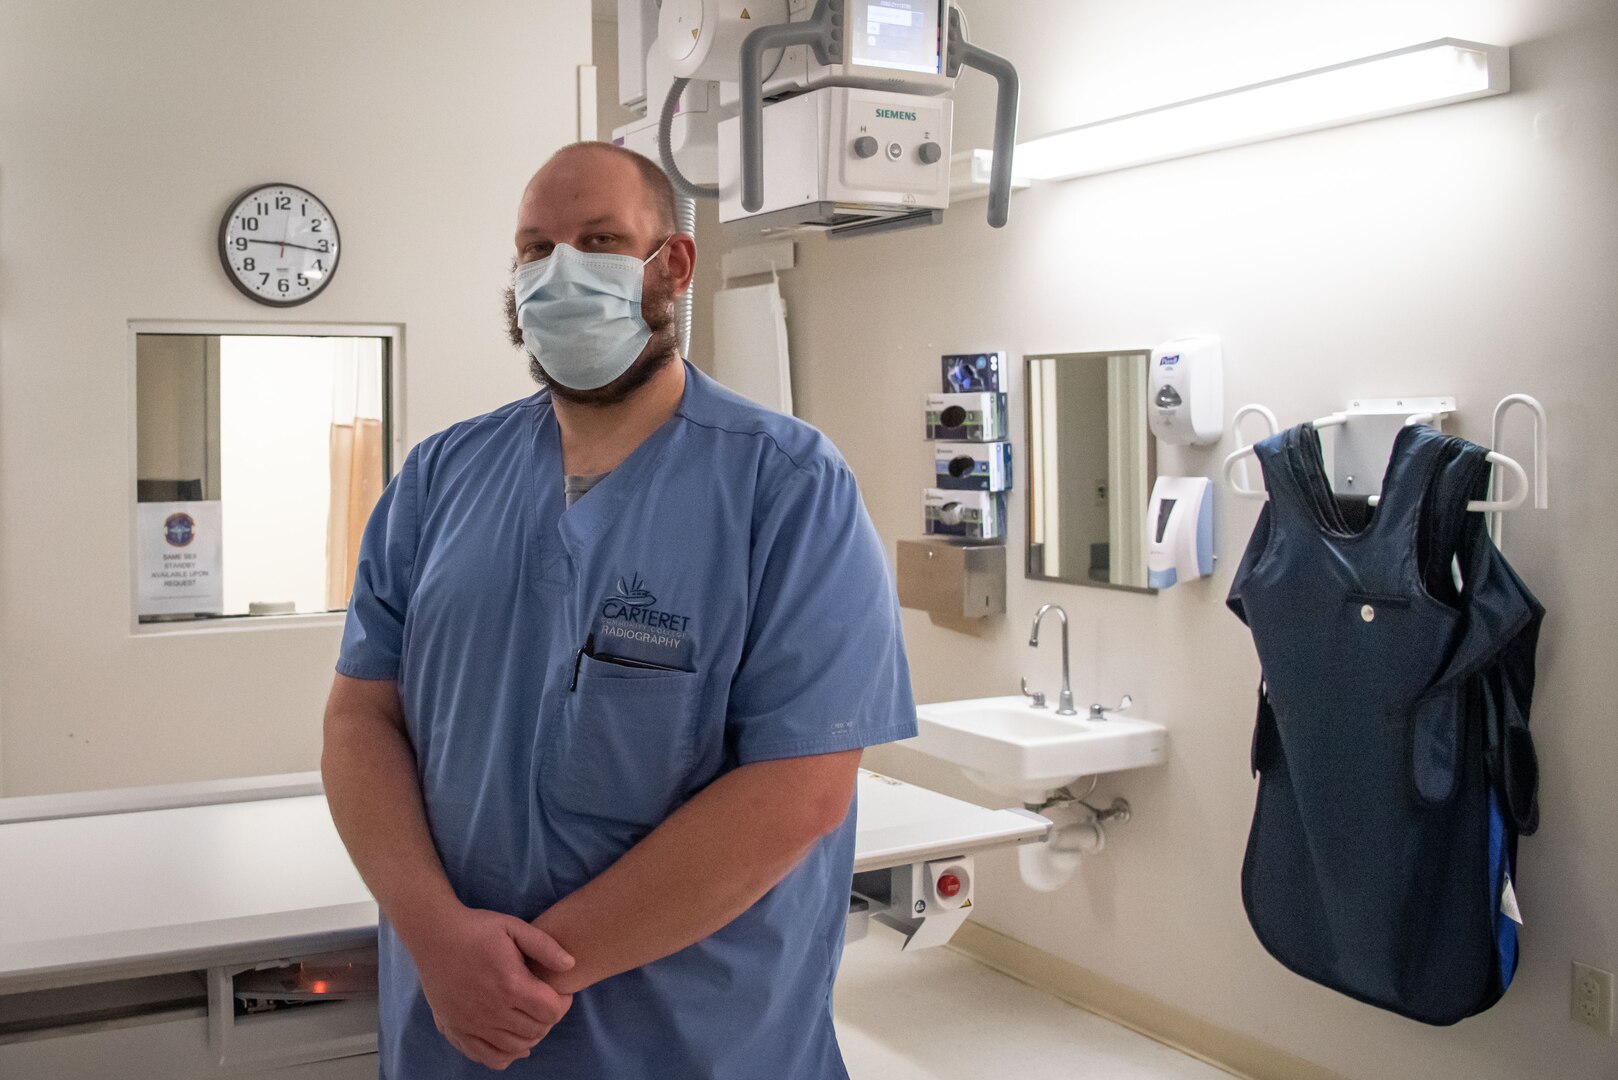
[875,108,918,121]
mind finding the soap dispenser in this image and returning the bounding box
[1148,335,1223,446]
[1146,476,1214,589]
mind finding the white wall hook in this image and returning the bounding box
[1490,394,1549,549]
[1222,396,1537,516]
[1228,404,1280,495]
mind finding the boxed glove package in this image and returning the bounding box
[925,392,1007,441]
[942,352,1006,393]
[923,488,1007,540]
[934,441,1012,492]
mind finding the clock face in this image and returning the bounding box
[218,183,340,306]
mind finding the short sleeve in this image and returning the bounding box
[336,448,421,681]
[727,458,917,764]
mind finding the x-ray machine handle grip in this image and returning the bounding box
[947,7,1020,229]
[738,3,839,214]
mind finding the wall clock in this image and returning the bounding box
[218,183,340,306]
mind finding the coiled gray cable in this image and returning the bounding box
[676,194,696,356]
[659,77,719,200]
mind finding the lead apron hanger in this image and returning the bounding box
[1222,397,1537,518]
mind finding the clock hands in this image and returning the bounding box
[245,238,328,254]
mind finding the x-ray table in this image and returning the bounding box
[0,770,1047,1078]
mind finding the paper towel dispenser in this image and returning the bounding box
[897,539,1006,619]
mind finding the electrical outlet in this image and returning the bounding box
[1571,962,1615,1035]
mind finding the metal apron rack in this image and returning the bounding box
[1222,396,1548,547]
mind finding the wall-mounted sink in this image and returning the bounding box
[908,696,1168,802]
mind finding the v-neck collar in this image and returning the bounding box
[527,372,693,586]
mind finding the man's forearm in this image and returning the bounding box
[532,750,860,995]
[321,678,460,953]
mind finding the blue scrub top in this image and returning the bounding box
[337,362,917,1079]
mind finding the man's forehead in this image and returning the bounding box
[518,151,654,235]
[516,209,637,239]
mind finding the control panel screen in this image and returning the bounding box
[851,0,942,75]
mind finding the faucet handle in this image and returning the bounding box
[1087,694,1133,721]
[1020,677,1047,709]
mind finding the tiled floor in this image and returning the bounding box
[835,929,1234,1080]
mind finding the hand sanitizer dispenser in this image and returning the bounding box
[1146,476,1214,589]
[1149,335,1223,446]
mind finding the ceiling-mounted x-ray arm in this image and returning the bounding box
[946,5,1019,228]
[736,0,1021,229]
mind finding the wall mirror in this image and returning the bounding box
[132,325,399,625]
[1025,350,1157,592]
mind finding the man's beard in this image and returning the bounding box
[503,263,681,407]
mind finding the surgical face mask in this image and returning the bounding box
[513,237,671,391]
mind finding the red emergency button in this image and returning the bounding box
[936,873,962,898]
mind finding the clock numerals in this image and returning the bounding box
[221,184,338,306]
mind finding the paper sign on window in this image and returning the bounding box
[136,501,224,617]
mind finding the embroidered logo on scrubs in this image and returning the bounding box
[611,574,657,608]
[597,572,696,668]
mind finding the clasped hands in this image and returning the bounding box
[412,905,577,1071]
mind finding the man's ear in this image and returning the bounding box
[666,233,697,294]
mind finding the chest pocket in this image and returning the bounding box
[544,653,706,827]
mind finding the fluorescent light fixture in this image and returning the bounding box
[948,149,1033,204]
[1010,38,1509,182]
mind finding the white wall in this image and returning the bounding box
[726,2,1617,1078]
[0,1,593,795]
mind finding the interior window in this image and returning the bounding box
[133,332,392,624]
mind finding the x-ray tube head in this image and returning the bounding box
[632,0,1021,235]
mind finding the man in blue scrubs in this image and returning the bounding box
[322,142,917,1078]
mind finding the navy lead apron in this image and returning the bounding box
[1228,423,1543,1025]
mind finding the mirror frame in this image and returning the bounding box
[1023,350,1158,595]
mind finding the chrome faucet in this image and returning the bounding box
[1029,603,1076,716]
